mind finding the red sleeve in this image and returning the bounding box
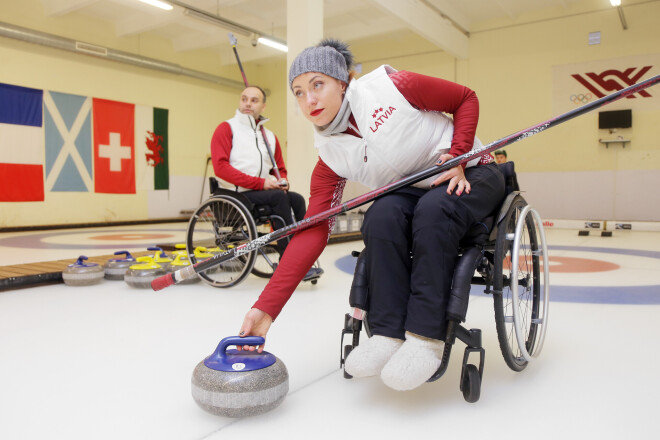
[389,70,479,158]
[210,122,265,190]
[270,135,288,181]
[252,159,346,320]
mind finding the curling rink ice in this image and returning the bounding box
[1,223,660,440]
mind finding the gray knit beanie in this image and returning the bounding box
[288,39,353,89]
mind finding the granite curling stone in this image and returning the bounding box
[124,257,166,288]
[103,250,136,280]
[191,336,289,418]
[62,255,104,286]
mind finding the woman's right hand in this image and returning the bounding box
[237,308,273,353]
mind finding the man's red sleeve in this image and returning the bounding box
[210,122,265,190]
[389,70,479,158]
[252,159,346,320]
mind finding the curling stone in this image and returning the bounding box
[191,336,289,418]
[62,255,104,286]
[124,257,166,288]
[147,246,173,271]
[103,250,136,280]
[169,252,200,284]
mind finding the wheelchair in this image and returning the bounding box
[339,190,550,402]
[186,177,322,287]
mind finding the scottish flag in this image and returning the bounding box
[44,91,93,192]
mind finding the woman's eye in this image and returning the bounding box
[314,82,322,89]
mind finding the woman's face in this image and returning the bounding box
[291,72,346,127]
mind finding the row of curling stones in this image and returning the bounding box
[125,246,201,288]
[192,336,289,418]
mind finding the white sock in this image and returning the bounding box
[344,335,404,378]
[380,331,444,391]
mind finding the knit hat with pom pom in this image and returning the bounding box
[288,39,353,89]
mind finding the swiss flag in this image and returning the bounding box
[93,98,135,194]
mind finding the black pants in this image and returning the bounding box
[242,189,306,255]
[361,163,505,340]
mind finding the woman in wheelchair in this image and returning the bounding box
[238,39,505,391]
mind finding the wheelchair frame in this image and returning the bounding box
[186,179,322,287]
[339,191,549,402]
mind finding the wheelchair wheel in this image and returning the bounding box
[493,196,549,371]
[186,196,257,288]
[461,364,481,403]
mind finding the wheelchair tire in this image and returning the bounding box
[461,364,481,403]
[492,196,542,372]
[186,196,257,288]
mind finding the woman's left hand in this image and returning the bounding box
[431,154,471,196]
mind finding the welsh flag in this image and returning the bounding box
[135,106,169,190]
[93,98,135,194]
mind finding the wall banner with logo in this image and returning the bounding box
[552,53,660,115]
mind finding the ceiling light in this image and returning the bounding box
[610,0,621,6]
[138,0,173,11]
[257,36,288,53]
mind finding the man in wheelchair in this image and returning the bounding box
[237,39,506,391]
[210,85,307,259]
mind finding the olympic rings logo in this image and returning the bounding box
[570,93,592,104]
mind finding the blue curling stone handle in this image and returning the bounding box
[204,336,276,372]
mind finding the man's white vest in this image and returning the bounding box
[226,109,277,192]
[315,65,482,189]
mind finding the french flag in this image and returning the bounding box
[0,83,45,202]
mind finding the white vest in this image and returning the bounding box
[315,65,482,189]
[226,109,277,192]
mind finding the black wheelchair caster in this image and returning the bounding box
[461,364,481,403]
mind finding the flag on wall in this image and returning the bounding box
[135,106,169,191]
[0,83,44,202]
[93,98,135,194]
[44,91,93,192]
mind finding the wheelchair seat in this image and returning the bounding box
[208,177,278,224]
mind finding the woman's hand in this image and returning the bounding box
[431,154,471,196]
[237,308,273,353]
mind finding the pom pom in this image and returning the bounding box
[318,38,354,72]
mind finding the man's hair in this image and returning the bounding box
[245,85,267,103]
[494,149,507,157]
